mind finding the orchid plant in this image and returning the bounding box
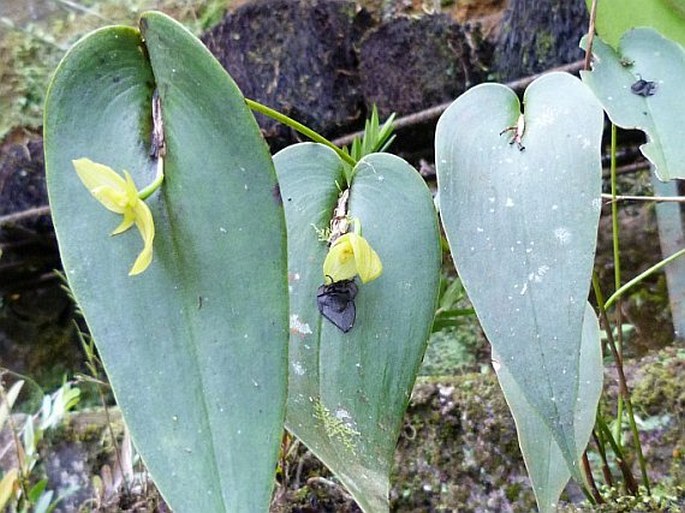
[39,4,685,513]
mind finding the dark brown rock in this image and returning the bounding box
[358,14,477,119]
[494,0,588,81]
[203,0,372,149]
[0,135,60,296]
[0,136,50,231]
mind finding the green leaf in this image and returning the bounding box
[44,12,288,513]
[586,0,685,47]
[435,72,604,483]
[494,303,603,513]
[581,28,685,180]
[28,479,48,503]
[273,144,441,512]
[33,489,55,513]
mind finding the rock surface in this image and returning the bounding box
[494,0,588,81]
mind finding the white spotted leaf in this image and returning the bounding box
[274,144,441,513]
[494,303,603,513]
[44,12,288,513]
[435,72,604,496]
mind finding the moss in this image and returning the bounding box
[390,373,538,512]
[630,348,685,416]
[0,0,228,141]
[534,30,556,61]
[558,486,685,512]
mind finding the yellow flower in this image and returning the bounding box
[72,158,155,276]
[323,232,382,284]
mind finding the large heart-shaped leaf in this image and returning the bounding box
[273,144,441,512]
[581,28,685,180]
[494,303,602,513]
[44,12,288,513]
[435,72,604,480]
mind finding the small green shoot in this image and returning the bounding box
[342,106,396,184]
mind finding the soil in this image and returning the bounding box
[358,14,478,118]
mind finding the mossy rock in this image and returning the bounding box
[358,13,477,119]
[203,0,372,149]
[494,0,588,81]
[3,349,684,511]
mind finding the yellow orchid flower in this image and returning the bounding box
[323,232,382,284]
[72,158,155,276]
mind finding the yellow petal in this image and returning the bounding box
[348,233,382,283]
[122,171,141,206]
[128,199,155,276]
[73,158,128,212]
[323,234,357,282]
[91,186,128,213]
[111,209,136,235]
[322,232,383,284]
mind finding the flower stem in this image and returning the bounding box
[245,98,356,168]
[138,157,165,201]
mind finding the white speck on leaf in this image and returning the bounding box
[290,314,312,335]
[292,361,306,376]
[554,227,571,245]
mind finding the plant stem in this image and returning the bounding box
[331,60,585,148]
[596,414,639,494]
[605,247,685,310]
[609,124,625,446]
[74,325,132,497]
[592,274,651,494]
[582,451,603,504]
[601,193,685,203]
[138,158,165,201]
[245,98,356,168]
[592,428,614,487]
[584,0,599,71]
[0,377,30,502]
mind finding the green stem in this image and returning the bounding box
[610,124,625,446]
[245,98,356,168]
[610,124,622,310]
[596,415,639,494]
[139,158,165,200]
[605,247,685,310]
[592,274,651,494]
